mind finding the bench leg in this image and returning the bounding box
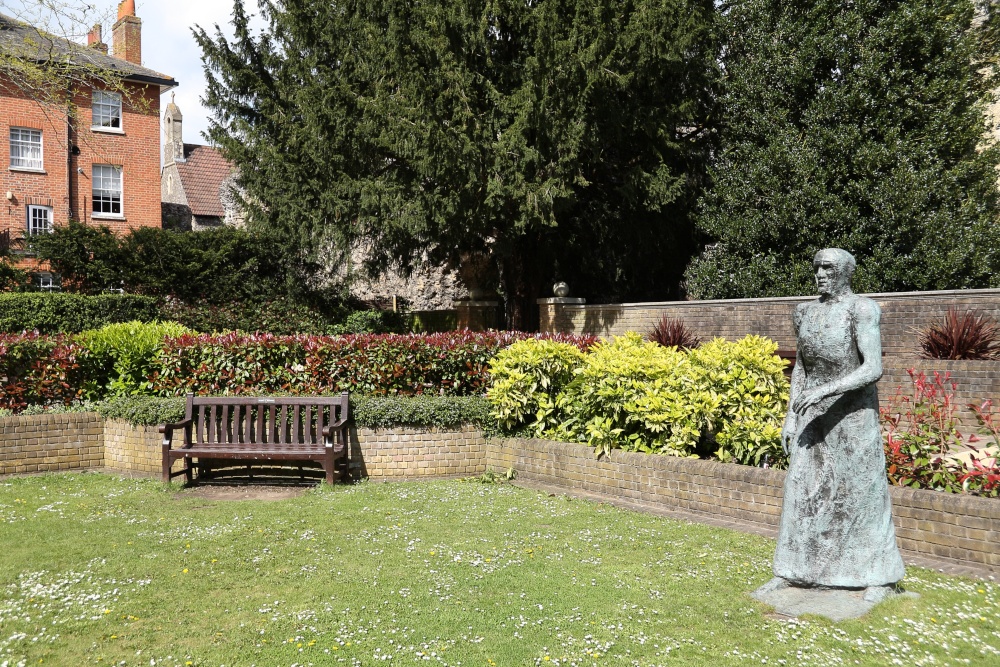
[161,445,171,483]
[324,447,336,485]
[184,456,193,484]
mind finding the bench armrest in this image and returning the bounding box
[158,418,193,448]
[322,418,349,453]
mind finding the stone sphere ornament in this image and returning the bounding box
[552,282,570,298]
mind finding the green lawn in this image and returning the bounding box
[0,474,997,667]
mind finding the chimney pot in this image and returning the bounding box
[117,0,136,20]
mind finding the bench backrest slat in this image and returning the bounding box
[181,394,348,448]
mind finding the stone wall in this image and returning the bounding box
[0,413,103,475]
[350,424,487,479]
[540,288,1000,358]
[487,438,1000,573]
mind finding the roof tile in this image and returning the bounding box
[176,144,232,218]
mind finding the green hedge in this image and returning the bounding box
[352,395,490,429]
[92,394,489,428]
[0,294,160,334]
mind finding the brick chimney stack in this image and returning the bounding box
[86,24,108,54]
[111,0,141,65]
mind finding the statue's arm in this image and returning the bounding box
[782,306,807,452]
[836,298,883,391]
[792,298,882,414]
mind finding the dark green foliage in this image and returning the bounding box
[329,310,408,336]
[29,221,298,304]
[26,221,124,293]
[0,232,29,292]
[195,0,720,327]
[157,298,340,335]
[685,0,1000,299]
[351,395,491,429]
[0,294,161,334]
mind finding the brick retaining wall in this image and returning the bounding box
[540,288,1000,358]
[487,437,1000,573]
[350,424,487,479]
[0,413,103,475]
[1,415,488,481]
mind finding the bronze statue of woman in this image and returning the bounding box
[756,248,905,603]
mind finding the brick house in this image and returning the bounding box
[0,2,176,259]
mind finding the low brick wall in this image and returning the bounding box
[0,413,103,475]
[540,288,1000,359]
[487,438,1000,573]
[351,424,487,479]
[0,414,488,481]
[104,418,173,477]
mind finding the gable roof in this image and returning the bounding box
[0,12,176,91]
[176,144,233,218]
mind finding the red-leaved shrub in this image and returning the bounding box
[0,333,94,411]
[149,331,599,397]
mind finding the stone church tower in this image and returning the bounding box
[163,94,185,165]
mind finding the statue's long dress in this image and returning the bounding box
[774,296,905,588]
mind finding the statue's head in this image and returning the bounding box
[812,248,855,297]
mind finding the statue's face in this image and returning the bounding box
[813,252,850,296]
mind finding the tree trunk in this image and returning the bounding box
[499,237,545,332]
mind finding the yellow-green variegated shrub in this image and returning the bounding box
[486,338,586,433]
[550,333,712,458]
[689,336,789,466]
[487,332,790,467]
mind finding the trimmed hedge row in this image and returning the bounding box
[0,294,160,334]
[0,330,598,411]
[0,293,410,336]
[84,394,489,428]
[150,331,598,397]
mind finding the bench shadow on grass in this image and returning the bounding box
[169,462,350,500]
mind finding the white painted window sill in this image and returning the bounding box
[9,166,46,174]
[91,214,125,221]
[91,126,124,134]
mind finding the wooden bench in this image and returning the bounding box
[159,393,350,485]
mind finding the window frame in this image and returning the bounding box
[26,204,53,236]
[91,90,123,132]
[9,127,44,171]
[91,164,123,218]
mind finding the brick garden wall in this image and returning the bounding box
[0,413,103,475]
[350,424,488,479]
[541,289,1000,427]
[487,438,1000,574]
[540,288,1000,358]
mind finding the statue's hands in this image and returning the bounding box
[792,387,826,414]
[780,414,796,456]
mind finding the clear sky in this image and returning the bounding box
[2,0,262,151]
[136,0,263,148]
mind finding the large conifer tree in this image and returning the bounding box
[195,0,720,327]
[685,0,1000,298]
